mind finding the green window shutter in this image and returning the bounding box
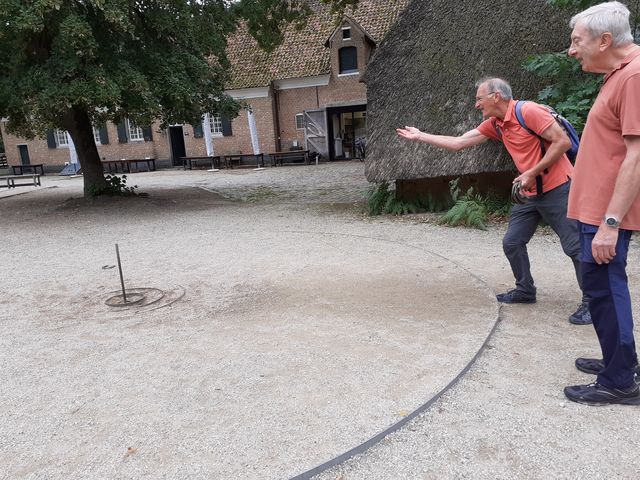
[193,123,203,138]
[46,130,56,148]
[117,121,128,143]
[221,116,232,137]
[142,126,153,141]
[99,125,109,144]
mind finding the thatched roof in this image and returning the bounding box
[225,0,409,89]
[363,0,574,182]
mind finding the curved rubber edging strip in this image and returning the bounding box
[285,231,502,480]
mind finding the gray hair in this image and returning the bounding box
[475,77,513,100]
[570,1,634,47]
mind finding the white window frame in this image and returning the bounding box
[208,113,223,137]
[342,27,351,40]
[127,119,144,142]
[92,126,101,144]
[295,113,304,130]
[55,129,69,147]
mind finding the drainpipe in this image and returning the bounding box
[271,82,282,152]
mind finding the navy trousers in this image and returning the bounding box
[580,223,638,389]
[503,181,583,297]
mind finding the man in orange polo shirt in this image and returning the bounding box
[563,1,640,405]
[397,77,590,325]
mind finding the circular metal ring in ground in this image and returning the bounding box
[104,292,146,307]
[100,286,185,313]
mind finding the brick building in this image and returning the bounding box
[0,0,407,171]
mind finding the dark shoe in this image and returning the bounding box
[575,357,604,375]
[569,302,592,325]
[575,357,640,377]
[496,289,536,304]
[564,382,640,406]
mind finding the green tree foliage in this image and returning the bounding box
[522,0,639,132]
[0,0,356,196]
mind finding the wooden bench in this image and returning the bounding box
[180,155,222,170]
[11,163,45,175]
[102,158,156,173]
[3,174,41,188]
[269,150,312,166]
[223,153,265,169]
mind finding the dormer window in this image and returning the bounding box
[342,27,351,40]
[339,46,358,74]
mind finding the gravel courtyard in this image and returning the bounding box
[1,161,639,480]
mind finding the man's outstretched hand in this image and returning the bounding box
[397,126,422,141]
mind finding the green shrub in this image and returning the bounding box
[89,174,139,196]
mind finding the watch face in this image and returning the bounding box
[606,217,619,226]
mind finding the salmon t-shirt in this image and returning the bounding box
[477,100,573,196]
[567,49,640,230]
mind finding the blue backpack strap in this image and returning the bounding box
[514,100,546,199]
[514,101,537,136]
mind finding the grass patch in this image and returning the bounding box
[245,187,280,202]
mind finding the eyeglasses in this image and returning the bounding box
[475,92,498,102]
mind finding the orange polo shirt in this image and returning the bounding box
[567,48,640,230]
[477,100,573,195]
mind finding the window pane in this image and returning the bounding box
[209,114,223,135]
[55,129,69,146]
[339,47,357,73]
[296,114,304,129]
[93,126,101,144]
[127,119,144,141]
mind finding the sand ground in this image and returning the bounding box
[1,162,639,480]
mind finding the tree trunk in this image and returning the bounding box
[62,106,106,197]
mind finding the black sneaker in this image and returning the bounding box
[569,302,592,325]
[564,382,640,406]
[575,357,604,375]
[496,289,536,304]
[575,357,640,377]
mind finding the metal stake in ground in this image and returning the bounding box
[115,243,127,303]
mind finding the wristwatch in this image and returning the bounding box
[603,215,621,228]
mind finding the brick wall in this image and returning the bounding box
[276,87,320,150]
[210,96,277,155]
[1,120,170,171]
[1,99,278,171]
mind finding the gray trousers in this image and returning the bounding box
[503,180,583,297]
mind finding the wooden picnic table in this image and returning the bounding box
[180,155,222,170]
[223,153,264,169]
[11,163,45,175]
[268,150,312,166]
[102,158,156,173]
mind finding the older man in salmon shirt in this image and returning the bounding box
[397,77,590,325]
[563,1,640,406]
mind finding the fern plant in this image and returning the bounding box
[439,180,512,230]
[440,187,488,230]
[365,182,424,216]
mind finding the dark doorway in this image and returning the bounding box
[169,126,186,166]
[326,105,366,161]
[18,145,30,165]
